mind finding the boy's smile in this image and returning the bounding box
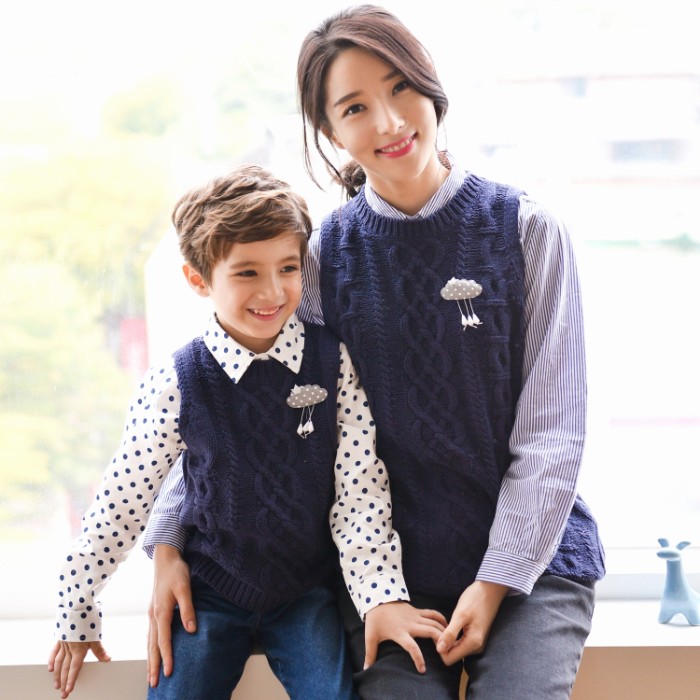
[184,231,303,354]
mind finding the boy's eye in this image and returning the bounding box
[281,265,299,273]
[235,270,256,277]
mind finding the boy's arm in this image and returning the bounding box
[331,342,408,615]
[54,363,183,644]
[332,343,446,673]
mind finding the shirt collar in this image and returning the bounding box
[364,154,467,220]
[202,312,305,384]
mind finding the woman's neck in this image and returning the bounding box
[369,155,450,216]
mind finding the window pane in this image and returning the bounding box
[2,1,698,622]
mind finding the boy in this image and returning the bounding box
[49,165,412,699]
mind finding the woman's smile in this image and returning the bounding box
[377,133,417,157]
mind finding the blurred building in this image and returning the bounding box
[455,66,700,245]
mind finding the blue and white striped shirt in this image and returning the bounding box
[147,163,588,596]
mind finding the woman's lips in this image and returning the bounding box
[377,134,416,158]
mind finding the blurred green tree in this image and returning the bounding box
[0,259,131,531]
[0,115,171,532]
[103,74,183,138]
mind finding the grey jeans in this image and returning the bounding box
[338,574,595,700]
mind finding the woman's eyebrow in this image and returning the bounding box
[333,90,361,108]
[332,69,403,108]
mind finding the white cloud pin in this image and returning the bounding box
[440,277,483,330]
[287,384,328,438]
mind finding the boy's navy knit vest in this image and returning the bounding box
[319,174,605,599]
[173,324,340,612]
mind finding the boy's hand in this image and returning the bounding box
[436,581,508,665]
[147,544,196,688]
[48,640,111,698]
[364,601,447,674]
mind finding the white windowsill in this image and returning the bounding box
[3,596,700,670]
[587,599,700,647]
[4,545,700,667]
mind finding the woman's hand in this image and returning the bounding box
[147,545,195,687]
[436,581,508,665]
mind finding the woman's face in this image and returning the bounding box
[323,46,443,208]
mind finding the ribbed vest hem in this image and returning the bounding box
[188,552,291,613]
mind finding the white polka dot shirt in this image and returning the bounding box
[56,313,407,642]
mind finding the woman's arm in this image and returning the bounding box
[477,196,587,593]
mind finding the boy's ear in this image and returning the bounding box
[182,264,210,297]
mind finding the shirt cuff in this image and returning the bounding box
[476,548,549,596]
[55,607,103,642]
[141,514,187,558]
[348,572,410,620]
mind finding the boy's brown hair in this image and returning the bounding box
[173,164,312,284]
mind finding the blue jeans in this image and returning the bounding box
[148,578,356,700]
[339,574,595,700]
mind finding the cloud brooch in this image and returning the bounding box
[286,384,328,438]
[440,277,483,330]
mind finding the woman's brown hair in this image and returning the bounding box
[297,4,449,199]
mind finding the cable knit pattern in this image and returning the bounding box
[320,175,525,597]
[174,326,340,612]
[320,174,605,596]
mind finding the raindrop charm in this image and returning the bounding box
[287,384,328,439]
[297,414,315,438]
[440,277,483,330]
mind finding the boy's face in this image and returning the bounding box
[185,231,303,353]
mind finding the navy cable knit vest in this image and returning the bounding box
[319,174,605,598]
[173,324,340,612]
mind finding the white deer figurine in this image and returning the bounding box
[656,538,700,625]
